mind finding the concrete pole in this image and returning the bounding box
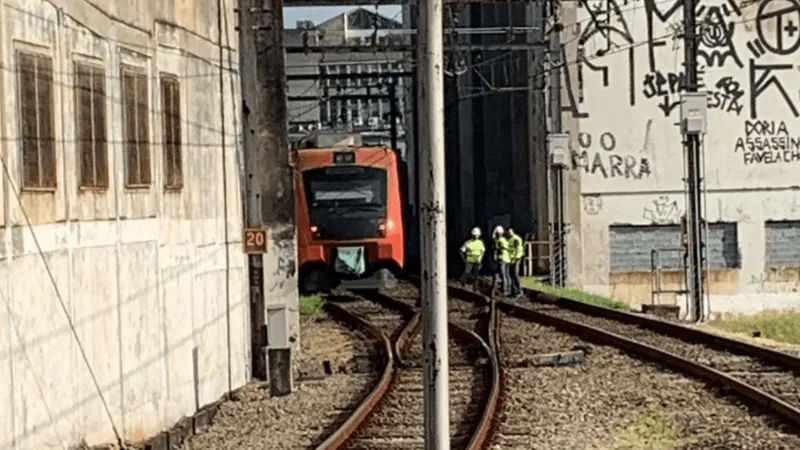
[254,0,295,395]
[417,0,450,445]
[237,0,267,380]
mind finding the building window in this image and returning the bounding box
[161,75,183,189]
[17,51,56,189]
[609,222,740,273]
[609,225,682,273]
[765,221,800,268]
[75,62,108,189]
[706,222,740,269]
[121,67,151,187]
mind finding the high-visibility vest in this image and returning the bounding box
[495,236,511,263]
[461,238,485,263]
[509,233,524,261]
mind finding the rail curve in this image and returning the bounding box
[446,278,800,431]
[518,288,800,428]
[314,302,404,450]
[317,289,499,450]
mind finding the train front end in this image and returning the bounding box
[295,145,405,292]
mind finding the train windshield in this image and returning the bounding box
[303,166,388,218]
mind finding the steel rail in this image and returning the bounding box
[322,288,499,450]
[496,299,800,429]
[406,276,502,449]
[451,280,800,430]
[524,288,800,373]
[314,302,413,450]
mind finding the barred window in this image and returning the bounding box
[17,51,56,189]
[121,67,151,186]
[75,63,108,188]
[161,75,183,189]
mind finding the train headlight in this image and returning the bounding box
[378,219,394,237]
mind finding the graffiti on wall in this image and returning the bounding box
[643,195,681,224]
[710,76,745,115]
[697,2,744,68]
[747,0,800,119]
[584,195,604,215]
[571,131,652,179]
[735,120,800,165]
[569,0,800,168]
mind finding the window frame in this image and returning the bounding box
[74,60,109,190]
[120,64,152,189]
[764,220,800,269]
[160,73,183,190]
[16,48,57,191]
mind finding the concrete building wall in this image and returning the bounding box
[562,0,800,316]
[0,0,287,448]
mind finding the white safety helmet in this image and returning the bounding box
[471,227,481,237]
[493,225,504,237]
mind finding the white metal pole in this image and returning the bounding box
[417,0,450,445]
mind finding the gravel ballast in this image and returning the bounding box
[492,313,800,449]
[179,313,379,450]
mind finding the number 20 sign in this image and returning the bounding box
[243,228,269,254]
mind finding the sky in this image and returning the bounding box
[283,6,402,28]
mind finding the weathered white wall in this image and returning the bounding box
[0,0,297,449]
[563,0,800,316]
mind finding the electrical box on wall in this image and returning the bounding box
[680,92,707,135]
[548,134,569,167]
[267,305,288,348]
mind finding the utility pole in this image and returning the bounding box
[418,0,450,445]
[238,0,265,381]
[680,0,708,322]
[239,0,296,394]
[547,0,568,287]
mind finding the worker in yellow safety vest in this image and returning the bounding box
[492,226,511,297]
[459,227,486,292]
[506,227,524,298]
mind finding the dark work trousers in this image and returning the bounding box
[461,262,482,291]
[499,262,511,296]
[509,260,522,296]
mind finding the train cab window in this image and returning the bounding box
[302,166,387,218]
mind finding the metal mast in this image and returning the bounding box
[417,0,450,445]
[681,0,708,322]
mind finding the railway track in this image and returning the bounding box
[504,290,800,427]
[424,279,800,447]
[317,288,498,450]
[377,277,800,446]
